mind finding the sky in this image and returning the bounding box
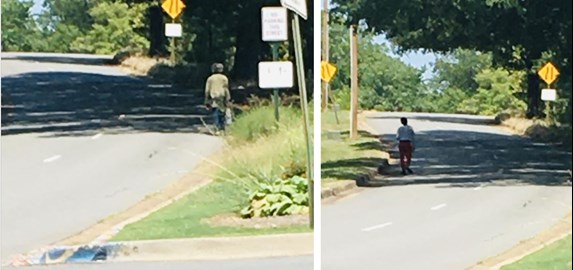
[29,0,437,79]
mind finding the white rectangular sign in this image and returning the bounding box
[281,0,307,20]
[165,23,182,37]
[261,7,288,42]
[258,61,293,89]
[541,89,557,101]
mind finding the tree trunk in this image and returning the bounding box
[148,5,167,57]
[526,72,542,119]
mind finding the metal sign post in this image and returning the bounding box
[162,0,185,64]
[262,7,288,122]
[291,13,313,229]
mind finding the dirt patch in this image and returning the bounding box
[202,213,309,229]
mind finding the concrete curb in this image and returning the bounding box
[7,233,313,267]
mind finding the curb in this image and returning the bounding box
[7,233,313,267]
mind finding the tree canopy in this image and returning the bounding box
[332,0,572,121]
[1,0,314,82]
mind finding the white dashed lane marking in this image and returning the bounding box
[362,222,393,232]
[430,203,447,211]
[43,155,61,163]
[91,133,103,140]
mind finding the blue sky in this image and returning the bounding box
[31,0,43,14]
[30,0,437,79]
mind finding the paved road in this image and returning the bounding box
[1,53,222,263]
[322,112,572,270]
[2,256,312,270]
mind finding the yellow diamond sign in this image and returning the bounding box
[321,61,337,83]
[162,0,186,20]
[538,62,560,86]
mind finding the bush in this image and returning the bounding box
[240,176,309,218]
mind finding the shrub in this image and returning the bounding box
[240,176,309,218]
[226,105,301,143]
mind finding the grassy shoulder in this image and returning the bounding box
[498,115,572,152]
[501,234,572,270]
[321,110,386,186]
[113,105,312,241]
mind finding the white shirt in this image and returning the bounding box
[396,125,415,142]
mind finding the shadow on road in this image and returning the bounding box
[368,115,498,126]
[1,71,211,136]
[362,129,572,188]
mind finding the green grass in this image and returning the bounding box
[501,235,572,270]
[113,180,310,241]
[113,105,312,240]
[321,110,386,185]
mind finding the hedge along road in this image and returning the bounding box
[0,52,224,263]
[322,112,572,270]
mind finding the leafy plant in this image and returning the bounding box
[240,176,309,218]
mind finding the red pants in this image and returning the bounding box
[398,141,413,169]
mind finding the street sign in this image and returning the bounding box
[261,7,288,42]
[162,0,185,20]
[541,89,557,101]
[165,23,182,37]
[258,61,293,89]
[320,61,337,83]
[538,62,560,86]
[281,0,307,20]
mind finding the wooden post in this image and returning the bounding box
[321,0,329,111]
[349,25,359,139]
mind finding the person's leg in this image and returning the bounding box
[212,108,222,132]
[398,142,407,174]
[217,109,226,131]
[405,143,413,173]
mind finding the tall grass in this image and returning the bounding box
[217,105,309,190]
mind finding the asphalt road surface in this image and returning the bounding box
[1,256,312,270]
[322,112,572,270]
[1,53,223,263]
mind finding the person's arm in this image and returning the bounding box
[224,77,231,104]
[396,127,401,142]
[204,78,211,107]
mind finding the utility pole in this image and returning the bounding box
[321,0,329,111]
[349,25,359,139]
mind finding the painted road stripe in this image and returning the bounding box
[362,222,393,232]
[430,203,447,211]
[43,155,61,163]
[91,133,103,140]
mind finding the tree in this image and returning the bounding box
[1,0,40,51]
[329,19,429,111]
[332,0,572,120]
[432,49,492,94]
[70,1,149,54]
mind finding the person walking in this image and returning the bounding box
[204,63,231,135]
[396,117,415,175]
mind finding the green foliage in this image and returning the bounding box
[240,176,309,218]
[333,0,571,122]
[70,1,149,54]
[329,21,431,112]
[457,68,526,115]
[432,49,492,93]
[226,106,302,143]
[1,0,40,51]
